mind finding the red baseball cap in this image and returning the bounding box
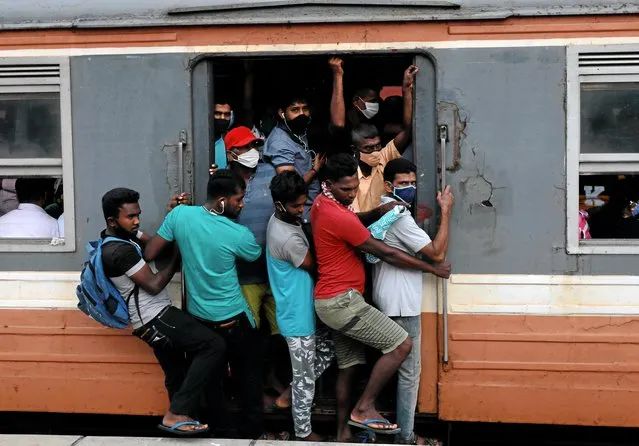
[224,126,262,151]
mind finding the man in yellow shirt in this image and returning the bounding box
[350,65,418,213]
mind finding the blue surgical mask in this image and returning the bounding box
[393,185,416,204]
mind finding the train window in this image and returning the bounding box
[580,83,639,155]
[0,58,75,252]
[567,47,639,254]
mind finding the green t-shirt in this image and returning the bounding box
[157,205,261,325]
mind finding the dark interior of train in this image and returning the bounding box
[211,54,416,412]
[580,174,639,239]
[213,54,414,152]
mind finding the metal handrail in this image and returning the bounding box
[439,125,450,364]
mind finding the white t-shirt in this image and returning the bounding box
[0,203,60,238]
[372,196,431,317]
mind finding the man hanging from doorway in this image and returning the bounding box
[216,126,292,409]
[145,170,287,440]
[100,187,225,437]
[266,171,335,441]
[373,158,453,445]
[311,153,452,442]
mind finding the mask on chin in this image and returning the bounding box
[359,151,382,167]
[276,202,300,224]
[112,225,136,240]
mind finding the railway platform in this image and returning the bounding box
[0,436,364,446]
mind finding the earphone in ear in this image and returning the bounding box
[281,113,285,119]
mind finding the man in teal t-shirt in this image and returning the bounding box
[266,171,334,441]
[145,169,264,440]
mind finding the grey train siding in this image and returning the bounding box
[433,46,635,275]
[0,54,191,271]
[0,48,632,275]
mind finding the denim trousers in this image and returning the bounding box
[391,315,422,441]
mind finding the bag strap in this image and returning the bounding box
[102,236,144,325]
[125,285,143,326]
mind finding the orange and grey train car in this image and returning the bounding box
[1,0,639,428]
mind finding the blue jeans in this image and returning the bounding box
[391,315,421,441]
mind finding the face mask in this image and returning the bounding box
[285,114,311,135]
[393,185,417,204]
[232,148,260,169]
[359,151,382,167]
[214,118,231,135]
[357,101,379,120]
[275,201,300,224]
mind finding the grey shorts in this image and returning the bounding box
[314,289,409,369]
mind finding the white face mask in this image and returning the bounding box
[232,148,260,168]
[357,100,380,120]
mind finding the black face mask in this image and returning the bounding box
[286,115,311,135]
[214,118,231,136]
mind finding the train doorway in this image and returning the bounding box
[190,52,439,416]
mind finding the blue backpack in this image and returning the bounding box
[76,236,141,329]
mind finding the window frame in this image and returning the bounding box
[567,45,639,255]
[0,57,75,252]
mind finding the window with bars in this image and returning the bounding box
[0,58,75,252]
[567,47,639,254]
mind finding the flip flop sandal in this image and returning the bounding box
[348,418,401,435]
[157,420,209,437]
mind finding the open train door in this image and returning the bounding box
[413,53,440,416]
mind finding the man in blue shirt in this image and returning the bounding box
[145,169,264,439]
[263,94,324,221]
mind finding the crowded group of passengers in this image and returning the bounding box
[97,58,454,444]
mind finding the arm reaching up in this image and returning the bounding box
[329,57,346,128]
[393,65,419,153]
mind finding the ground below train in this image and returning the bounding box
[1,411,639,446]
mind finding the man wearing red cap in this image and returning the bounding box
[222,127,291,408]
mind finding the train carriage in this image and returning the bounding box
[1,0,639,429]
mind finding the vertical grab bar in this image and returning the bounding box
[439,125,450,364]
[177,131,187,312]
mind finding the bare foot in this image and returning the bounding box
[162,412,208,432]
[298,432,325,442]
[350,408,398,431]
[274,386,292,409]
